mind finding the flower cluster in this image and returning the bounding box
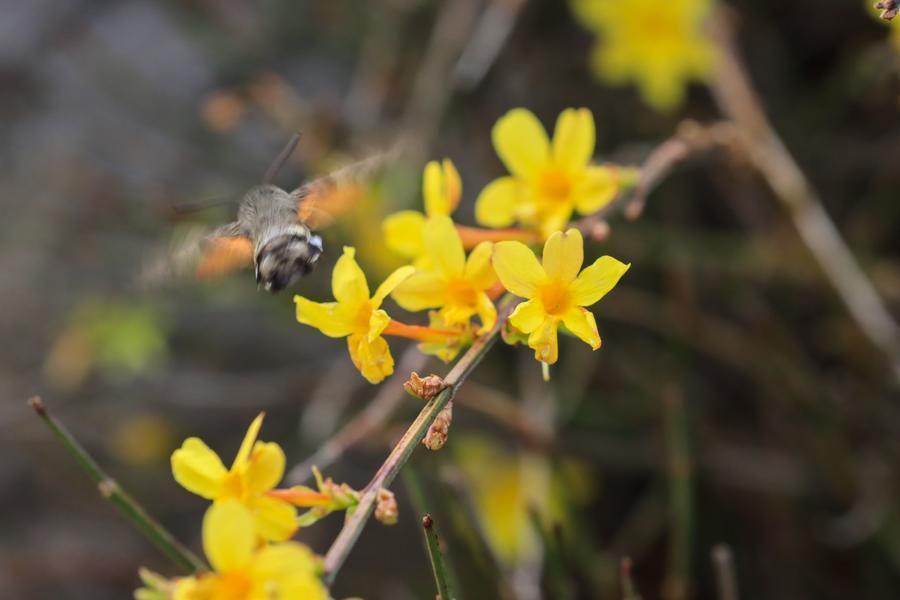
[137,414,376,599]
[571,0,716,111]
[294,107,632,382]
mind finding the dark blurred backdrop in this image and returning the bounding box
[2,0,899,598]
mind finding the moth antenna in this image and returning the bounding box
[263,131,302,184]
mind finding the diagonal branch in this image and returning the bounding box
[322,295,517,585]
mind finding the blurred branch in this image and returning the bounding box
[709,9,900,383]
[662,385,693,600]
[711,544,740,600]
[453,0,527,90]
[322,295,517,585]
[286,347,428,485]
[621,557,642,600]
[28,397,205,573]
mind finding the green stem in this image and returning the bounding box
[403,464,463,596]
[662,386,693,600]
[28,397,206,573]
[322,295,516,585]
[423,514,455,600]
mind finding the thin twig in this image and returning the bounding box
[620,557,642,600]
[403,464,464,595]
[423,514,457,600]
[711,544,740,600]
[662,385,693,600]
[709,9,900,383]
[286,346,428,485]
[27,396,206,573]
[322,295,517,585]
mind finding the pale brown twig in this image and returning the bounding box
[708,9,900,383]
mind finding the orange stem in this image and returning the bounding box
[267,488,332,507]
[383,320,459,343]
[455,224,540,248]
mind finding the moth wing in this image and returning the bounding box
[292,152,393,230]
[140,222,252,289]
[195,234,254,279]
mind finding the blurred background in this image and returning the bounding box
[2,0,899,598]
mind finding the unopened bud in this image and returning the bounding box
[423,400,453,451]
[404,372,448,401]
[374,488,398,525]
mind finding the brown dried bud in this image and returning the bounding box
[374,488,398,526]
[404,372,448,401]
[423,400,453,451]
[875,1,899,20]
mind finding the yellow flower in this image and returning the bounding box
[392,215,498,334]
[492,228,629,364]
[173,501,326,600]
[294,247,414,383]
[171,413,297,542]
[383,159,462,262]
[571,0,715,111]
[475,108,619,237]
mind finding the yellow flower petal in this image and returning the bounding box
[493,109,550,178]
[244,441,285,494]
[464,241,496,291]
[423,159,462,216]
[368,308,391,342]
[251,542,320,580]
[541,229,584,283]
[392,271,447,312]
[372,265,416,307]
[423,215,465,278]
[383,210,425,259]
[249,495,298,542]
[294,298,354,338]
[569,256,630,306]
[232,412,264,470]
[252,543,328,599]
[347,333,394,383]
[203,500,255,572]
[171,438,227,499]
[574,166,618,215]
[475,291,498,334]
[552,108,595,171]
[562,307,601,350]
[527,318,560,364]
[492,241,546,298]
[332,247,369,307]
[508,299,546,334]
[475,177,522,228]
[172,577,200,600]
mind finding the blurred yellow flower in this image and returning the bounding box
[475,108,619,237]
[171,413,297,542]
[492,228,629,364]
[294,247,414,383]
[571,0,716,111]
[383,159,462,262]
[392,215,498,334]
[173,501,326,600]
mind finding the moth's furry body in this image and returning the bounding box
[218,184,323,292]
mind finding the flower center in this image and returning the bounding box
[540,280,571,316]
[220,470,247,501]
[213,570,254,600]
[447,279,477,308]
[537,168,572,205]
[354,303,374,332]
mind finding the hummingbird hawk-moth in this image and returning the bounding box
[146,135,391,292]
